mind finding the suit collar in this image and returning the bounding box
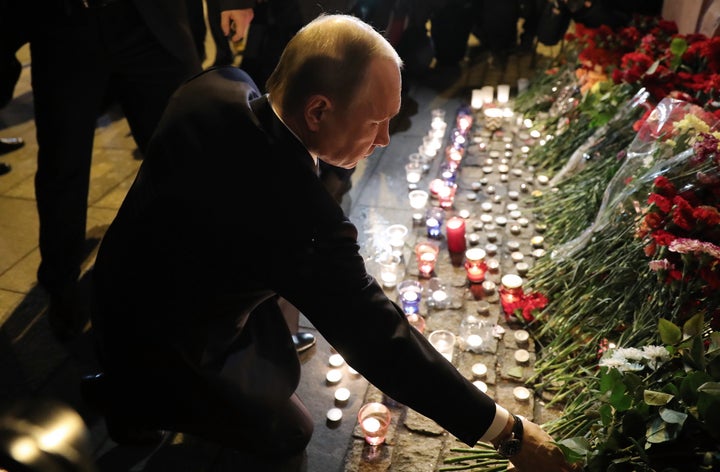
[249,94,318,175]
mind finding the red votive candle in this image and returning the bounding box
[446,216,466,253]
[464,248,487,283]
[500,274,524,305]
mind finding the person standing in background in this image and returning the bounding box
[30,0,203,342]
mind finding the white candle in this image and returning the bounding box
[326,369,343,384]
[514,329,530,345]
[432,290,448,303]
[497,84,510,104]
[334,387,351,402]
[327,407,343,422]
[362,417,381,433]
[473,380,488,393]
[513,386,531,401]
[329,353,345,367]
[514,349,530,364]
[466,334,483,349]
[471,362,488,378]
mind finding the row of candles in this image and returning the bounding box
[347,92,539,447]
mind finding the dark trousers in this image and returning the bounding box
[30,0,199,295]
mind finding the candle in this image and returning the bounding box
[516,262,530,276]
[511,251,524,262]
[437,182,457,209]
[464,248,487,283]
[425,207,444,238]
[482,280,496,295]
[405,162,422,184]
[415,241,439,278]
[471,362,488,378]
[514,329,530,346]
[466,334,483,350]
[481,202,493,212]
[500,274,524,305]
[513,386,531,401]
[446,216,466,253]
[329,353,345,367]
[429,330,456,362]
[398,280,423,314]
[514,349,530,364]
[406,312,426,333]
[326,407,343,422]
[531,235,545,248]
[334,387,351,403]
[473,380,488,393]
[326,369,343,384]
[471,89,484,109]
[497,84,510,104]
[357,402,391,446]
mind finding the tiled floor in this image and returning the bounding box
[0,36,549,471]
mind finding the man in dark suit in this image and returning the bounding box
[85,13,578,472]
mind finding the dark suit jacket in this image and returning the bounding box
[91,66,496,447]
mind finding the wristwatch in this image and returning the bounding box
[496,414,524,458]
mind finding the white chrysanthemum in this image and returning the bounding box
[599,357,627,370]
[643,345,670,370]
[613,347,644,362]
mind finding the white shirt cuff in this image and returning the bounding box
[479,404,511,443]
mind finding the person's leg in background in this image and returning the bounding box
[185,0,208,64]
[277,297,316,354]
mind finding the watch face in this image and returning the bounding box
[498,438,522,457]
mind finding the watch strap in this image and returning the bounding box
[496,414,523,458]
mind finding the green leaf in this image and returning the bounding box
[680,371,713,404]
[659,318,681,345]
[610,383,632,411]
[555,437,588,464]
[658,407,687,426]
[645,59,660,76]
[644,389,674,406]
[600,403,613,427]
[697,382,720,396]
[507,366,524,378]
[669,37,688,71]
[683,313,705,337]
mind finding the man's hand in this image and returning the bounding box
[508,418,582,472]
[221,9,254,42]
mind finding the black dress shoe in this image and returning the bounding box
[292,332,316,353]
[0,137,24,156]
[80,373,164,446]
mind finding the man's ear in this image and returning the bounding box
[305,95,332,131]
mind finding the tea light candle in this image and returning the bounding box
[532,248,547,259]
[506,203,518,211]
[516,262,530,276]
[494,216,507,226]
[482,166,493,174]
[514,329,530,346]
[486,258,500,272]
[531,235,545,248]
[520,183,529,193]
[517,217,529,227]
[326,369,343,384]
[486,232,498,242]
[508,190,519,201]
[334,387,351,403]
[467,233,481,245]
[512,168,523,177]
[489,150,501,158]
[485,243,498,256]
[432,289,448,304]
[446,216,467,253]
[471,181,483,191]
[459,209,471,219]
[500,174,508,182]
[511,251,524,262]
[535,222,547,233]
[471,362,488,378]
[480,214,493,223]
[466,334,483,350]
[492,195,502,203]
[473,380,488,393]
[329,353,345,367]
[513,386,531,402]
[476,301,490,315]
[509,210,522,220]
[482,280,496,295]
[507,240,520,251]
[472,220,484,231]
[485,185,496,195]
[514,348,530,364]
[510,224,521,235]
[497,164,509,174]
[327,407,343,422]
[481,202,493,212]
[415,241,439,278]
[537,175,549,185]
[466,192,477,201]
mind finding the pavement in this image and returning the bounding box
[0,38,560,472]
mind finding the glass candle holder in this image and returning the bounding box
[436,181,457,209]
[428,329,456,362]
[385,224,408,259]
[408,189,429,223]
[415,240,439,278]
[376,252,404,289]
[500,274,524,313]
[357,402,391,446]
[484,107,504,131]
[405,161,422,185]
[464,248,487,283]
[425,207,444,238]
[445,216,466,253]
[397,280,423,314]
